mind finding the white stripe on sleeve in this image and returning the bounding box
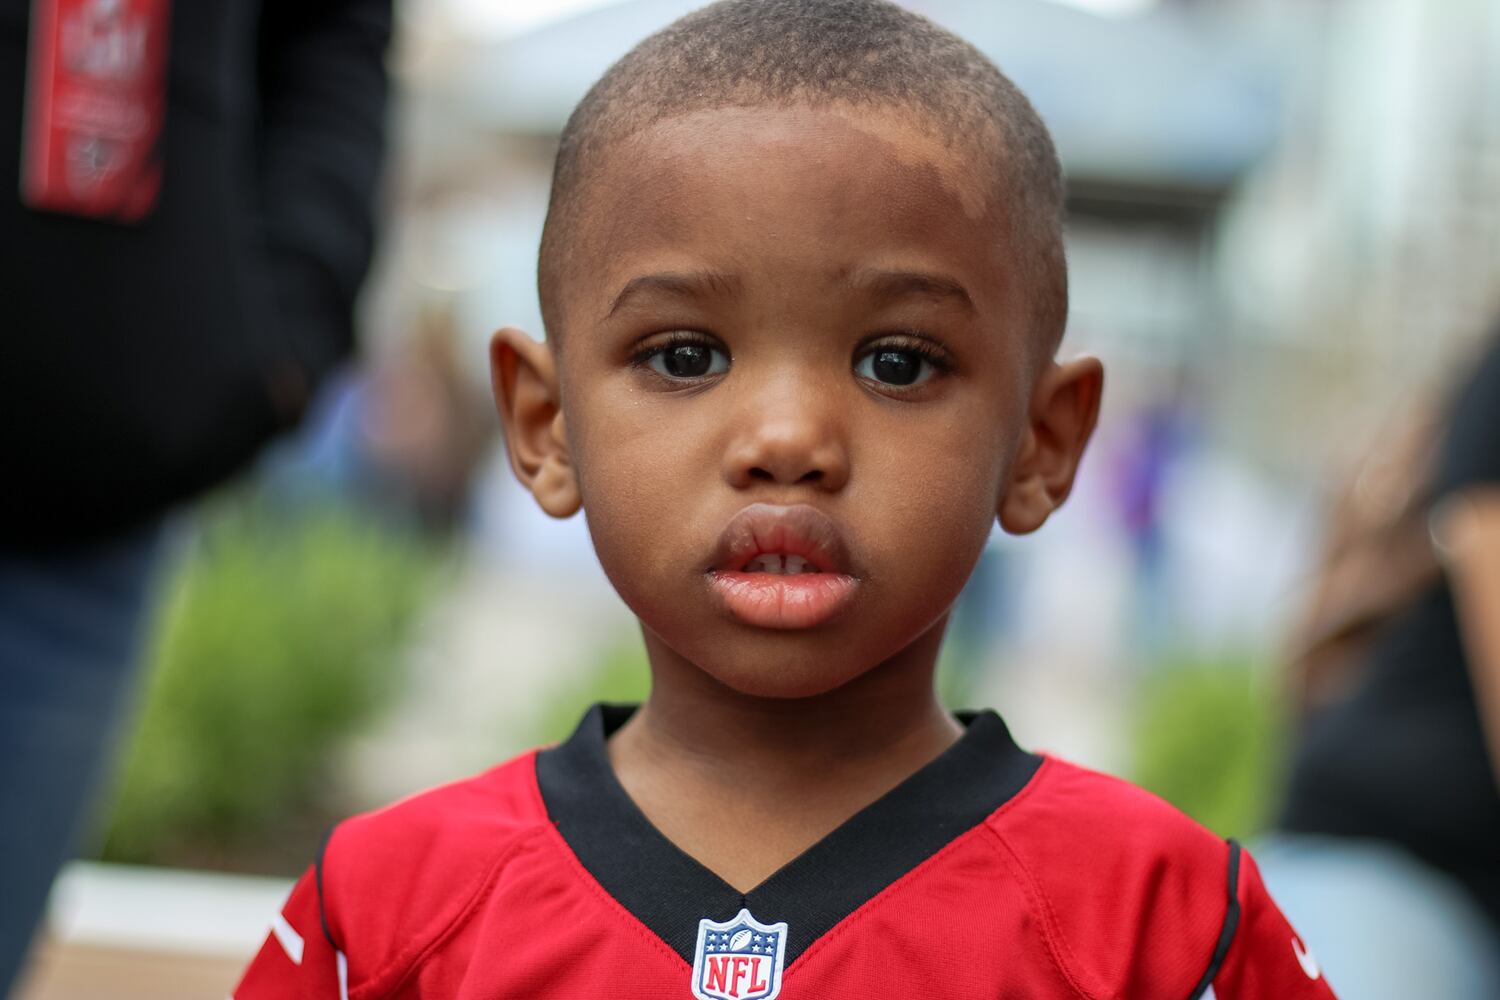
[272,912,305,965]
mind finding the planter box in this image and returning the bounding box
[18,862,292,1000]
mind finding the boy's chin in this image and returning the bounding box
[676,641,885,701]
[704,663,870,701]
[639,606,954,703]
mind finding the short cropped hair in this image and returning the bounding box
[537,0,1068,354]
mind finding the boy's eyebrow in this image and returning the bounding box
[845,267,976,314]
[604,270,739,319]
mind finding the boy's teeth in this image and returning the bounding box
[748,554,781,573]
[744,554,819,574]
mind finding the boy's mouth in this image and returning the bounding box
[706,503,858,629]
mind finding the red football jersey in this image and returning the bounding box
[234,706,1338,999]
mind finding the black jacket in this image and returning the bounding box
[0,0,391,550]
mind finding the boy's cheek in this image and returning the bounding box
[866,488,994,613]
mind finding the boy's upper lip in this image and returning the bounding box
[708,502,853,575]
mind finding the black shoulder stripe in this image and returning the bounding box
[1187,838,1242,1000]
[315,824,342,953]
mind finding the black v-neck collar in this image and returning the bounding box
[536,703,1042,966]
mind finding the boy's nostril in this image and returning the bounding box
[747,466,824,484]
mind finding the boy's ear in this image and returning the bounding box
[998,356,1104,535]
[490,327,581,518]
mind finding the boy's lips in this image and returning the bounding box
[706,503,859,629]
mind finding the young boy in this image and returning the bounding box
[236,2,1338,997]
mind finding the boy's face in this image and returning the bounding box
[494,105,1101,698]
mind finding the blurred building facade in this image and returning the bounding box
[1219,0,1500,444]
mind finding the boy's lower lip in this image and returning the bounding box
[706,570,858,629]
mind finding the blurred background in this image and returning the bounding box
[10,0,1500,996]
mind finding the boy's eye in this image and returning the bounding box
[644,340,730,379]
[855,346,938,387]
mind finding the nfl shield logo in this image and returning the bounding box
[690,908,788,1000]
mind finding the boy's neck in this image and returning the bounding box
[626,624,960,769]
[606,622,963,892]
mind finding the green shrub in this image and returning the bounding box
[1128,655,1287,840]
[100,500,442,871]
[528,635,652,747]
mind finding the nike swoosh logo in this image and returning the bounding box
[1292,935,1321,980]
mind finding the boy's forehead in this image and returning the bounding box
[630,105,998,217]
[560,104,1015,319]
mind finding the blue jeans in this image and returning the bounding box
[0,523,166,995]
[1254,833,1500,1000]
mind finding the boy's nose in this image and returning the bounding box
[722,396,850,494]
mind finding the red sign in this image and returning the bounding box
[21,0,171,222]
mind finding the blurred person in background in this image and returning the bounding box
[258,306,498,532]
[1108,367,1198,664]
[1260,324,1500,998]
[0,0,391,992]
